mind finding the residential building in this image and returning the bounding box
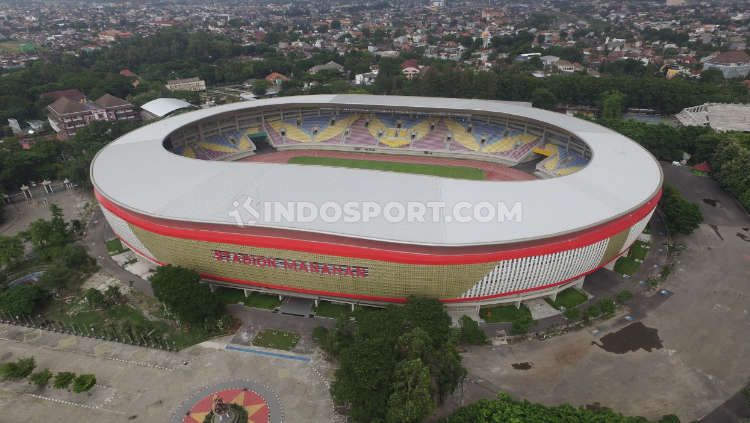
[46,93,136,140]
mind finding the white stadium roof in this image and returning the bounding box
[140,98,193,118]
[92,95,662,247]
[676,103,750,132]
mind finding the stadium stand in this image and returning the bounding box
[535,143,587,177]
[171,107,584,171]
[187,129,257,160]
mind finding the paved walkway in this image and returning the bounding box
[0,323,338,422]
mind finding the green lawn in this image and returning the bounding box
[614,256,640,276]
[253,329,300,350]
[105,238,128,255]
[0,41,35,53]
[627,240,649,261]
[43,296,224,349]
[544,287,588,310]
[214,287,246,305]
[287,156,486,180]
[243,292,281,310]
[314,301,351,318]
[479,304,531,323]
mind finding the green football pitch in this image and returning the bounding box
[287,156,486,180]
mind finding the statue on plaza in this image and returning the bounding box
[208,395,241,423]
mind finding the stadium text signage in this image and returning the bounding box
[212,249,369,278]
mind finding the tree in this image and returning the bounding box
[385,359,434,423]
[444,392,655,422]
[71,374,96,393]
[531,87,557,110]
[53,371,75,389]
[458,315,487,345]
[84,288,106,308]
[150,265,224,326]
[0,235,23,267]
[660,184,703,235]
[252,80,269,96]
[22,204,71,254]
[329,297,465,422]
[0,285,49,316]
[0,357,36,380]
[601,90,626,120]
[39,265,72,291]
[30,368,53,387]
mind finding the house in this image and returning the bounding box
[556,60,575,73]
[540,55,560,67]
[265,72,290,87]
[355,67,379,85]
[401,59,421,80]
[308,61,345,75]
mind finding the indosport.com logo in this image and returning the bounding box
[229,198,523,226]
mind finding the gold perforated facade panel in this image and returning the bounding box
[131,226,496,299]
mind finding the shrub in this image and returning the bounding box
[598,299,616,315]
[563,308,580,320]
[658,414,681,423]
[71,374,96,393]
[0,285,49,316]
[29,368,52,387]
[312,326,330,346]
[616,290,634,303]
[511,313,534,334]
[0,357,36,380]
[458,315,487,345]
[53,371,76,389]
[84,288,106,307]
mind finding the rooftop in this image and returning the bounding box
[91,95,662,247]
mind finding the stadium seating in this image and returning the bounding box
[315,114,359,142]
[268,120,312,143]
[445,119,480,151]
[178,109,587,171]
[535,143,587,176]
[184,129,257,160]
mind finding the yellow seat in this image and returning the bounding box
[197,141,238,154]
[445,119,480,151]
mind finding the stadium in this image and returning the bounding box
[91,95,662,309]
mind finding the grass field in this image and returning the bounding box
[627,240,649,261]
[479,304,532,323]
[545,287,588,310]
[105,238,129,255]
[614,256,640,276]
[0,41,35,53]
[243,292,281,310]
[253,329,300,350]
[287,156,486,180]
[314,301,351,318]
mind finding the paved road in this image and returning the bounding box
[84,206,153,296]
[439,163,750,422]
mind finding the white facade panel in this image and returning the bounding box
[461,238,609,299]
[100,206,156,260]
[620,210,654,255]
